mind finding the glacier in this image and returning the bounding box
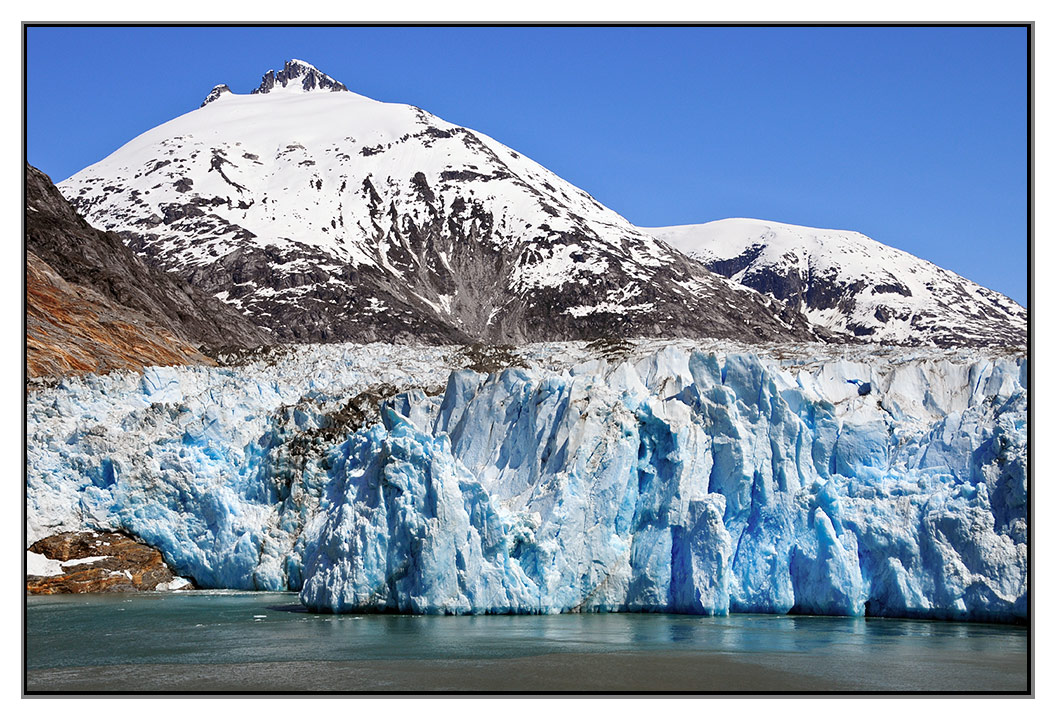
[26,341,1027,621]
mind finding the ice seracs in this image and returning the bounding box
[26,340,1027,621]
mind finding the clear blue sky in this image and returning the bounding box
[26,25,1029,305]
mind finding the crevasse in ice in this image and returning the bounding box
[26,342,1027,620]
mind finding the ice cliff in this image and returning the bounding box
[26,341,1027,621]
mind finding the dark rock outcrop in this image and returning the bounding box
[201,83,232,107]
[251,59,348,95]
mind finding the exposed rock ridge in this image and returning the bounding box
[201,83,232,107]
[251,59,349,95]
[26,163,272,377]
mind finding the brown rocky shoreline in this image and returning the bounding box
[26,531,193,595]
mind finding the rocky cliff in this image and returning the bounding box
[26,163,272,377]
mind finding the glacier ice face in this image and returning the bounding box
[26,341,1027,621]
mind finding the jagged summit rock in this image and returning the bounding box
[201,83,232,107]
[251,58,349,96]
[201,59,347,107]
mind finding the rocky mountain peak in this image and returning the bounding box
[201,84,233,107]
[251,59,348,96]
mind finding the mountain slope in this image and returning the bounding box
[27,251,212,377]
[58,60,817,345]
[26,163,272,376]
[645,218,1026,348]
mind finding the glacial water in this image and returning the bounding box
[25,591,1028,693]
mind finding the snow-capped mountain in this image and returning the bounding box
[59,60,814,345]
[645,218,1026,348]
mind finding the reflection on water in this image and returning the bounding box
[26,592,1028,693]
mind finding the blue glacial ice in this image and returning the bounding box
[25,341,1027,621]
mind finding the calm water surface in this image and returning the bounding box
[25,591,1028,693]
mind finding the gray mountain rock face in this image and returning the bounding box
[26,163,272,355]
